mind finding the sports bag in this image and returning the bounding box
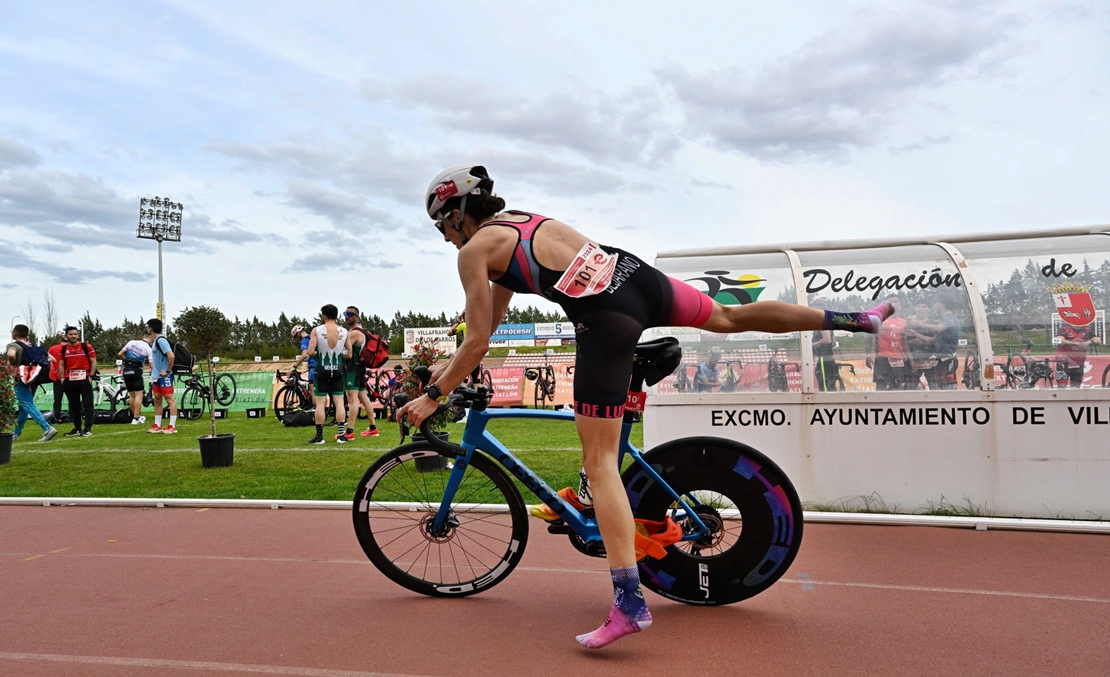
[171,342,196,374]
[281,410,315,427]
[16,341,51,371]
[155,337,196,375]
[355,328,390,369]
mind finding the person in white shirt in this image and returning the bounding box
[117,335,153,423]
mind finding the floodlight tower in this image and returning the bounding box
[136,197,183,321]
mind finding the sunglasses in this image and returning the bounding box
[343,311,357,318]
[435,210,456,236]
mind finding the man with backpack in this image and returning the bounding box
[58,325,97,437]
[342,306,381,439]
[5,324,59,443]
[145,318,179,434]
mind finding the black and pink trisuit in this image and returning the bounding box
[478,211,714,419]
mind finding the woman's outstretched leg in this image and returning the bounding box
[699,300,893,335]
[573,415,652,649]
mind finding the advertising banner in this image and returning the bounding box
[403,327,456,356]
[533,322,575,346]
[34,369,278,414]
[490,323,535,347]
[488,367,524,406]
[224,371,276,411]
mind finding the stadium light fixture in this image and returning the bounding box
[136,196,184,322]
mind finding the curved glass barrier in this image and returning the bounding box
[652,252,801,393]
[957,234,1110,389]
[794,245,978,391]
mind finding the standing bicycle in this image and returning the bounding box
[177,370,238,420]
[274,368,314,417]
[523,356,556,409]
[400,165,891,648]
[356,338,803,619]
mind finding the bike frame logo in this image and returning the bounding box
[1048,281,1097,327]
[684,271,766,305]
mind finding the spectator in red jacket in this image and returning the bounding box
[59,325,97,437]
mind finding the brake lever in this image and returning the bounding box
[398,412,410,444]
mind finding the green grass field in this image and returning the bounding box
[0,412,641,501]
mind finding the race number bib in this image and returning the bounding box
[889,359,905,368]
[555,242,618,299]
[68,369,87,381]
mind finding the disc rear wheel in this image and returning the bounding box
[623,437,803,606]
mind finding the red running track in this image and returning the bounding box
[0,506,1107,677]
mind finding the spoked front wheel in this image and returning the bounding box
[179,385,206,420]
[623,436,803,606]
[352,443,529,597]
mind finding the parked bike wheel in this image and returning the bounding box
[623,436,803,606]
[352,444,529,597]
[1103,363,1110,389]
[481,369,494,393]
[110,386,129,412]
[179,385,207,420]
[214,373,237,407]
[276,384,310,413]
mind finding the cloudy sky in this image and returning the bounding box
[2,0,1107,331]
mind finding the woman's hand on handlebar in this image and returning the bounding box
[399,394,439,428]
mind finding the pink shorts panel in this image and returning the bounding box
[666,277,714,328]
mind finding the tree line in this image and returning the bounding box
[18,303,567,361]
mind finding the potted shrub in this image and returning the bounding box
[398,339,454,439]
[174,306,235,468]
[0,365,17,465]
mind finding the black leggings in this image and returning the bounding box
[63,379,94,431]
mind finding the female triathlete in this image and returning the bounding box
[400,165,892,649]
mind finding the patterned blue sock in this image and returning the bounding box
[611,565,650,620]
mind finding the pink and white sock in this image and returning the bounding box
[576,605,652,649]
[576,565,652,649]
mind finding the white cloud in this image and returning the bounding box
[658,5,1026,161]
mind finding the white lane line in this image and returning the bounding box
[796,572,816,591]
[776,578,1109,604]
[1,550,1103,603]
[0,550,608,574]
[0,651,437,677]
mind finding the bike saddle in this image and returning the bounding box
[632,337,684,387]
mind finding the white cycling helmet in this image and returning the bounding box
[425,165,493,221]
[290,324,304,337]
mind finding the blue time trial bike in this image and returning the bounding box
[352,337,803,606]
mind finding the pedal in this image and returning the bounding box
[546,520,570,535]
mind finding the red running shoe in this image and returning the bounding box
[147,424,163,434]
[360,428,380,437]
[342,430,355,442]
[162,425,179,434]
